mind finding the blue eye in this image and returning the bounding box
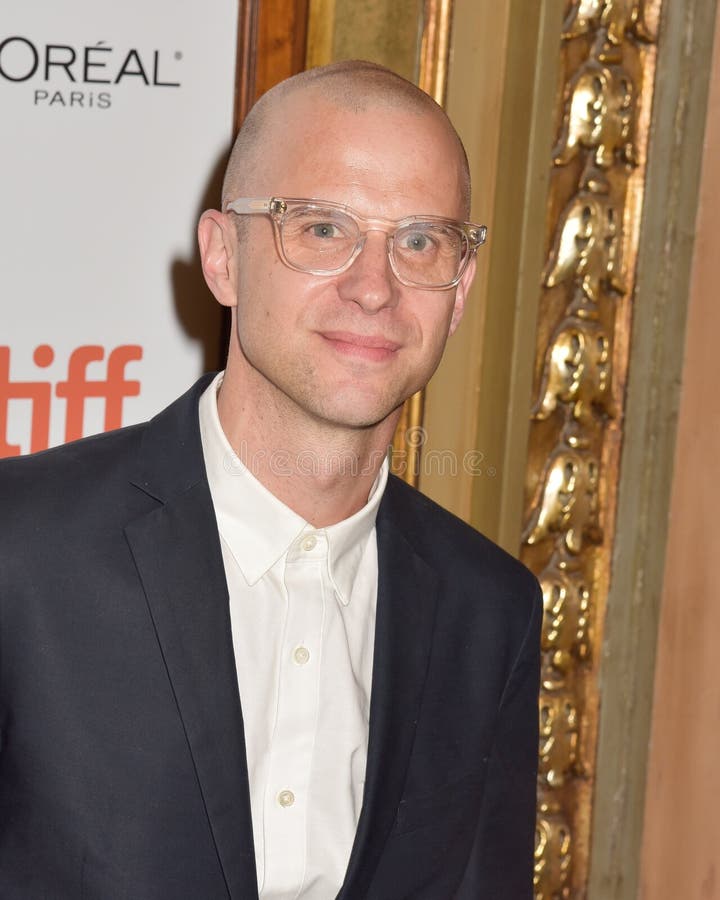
[402,231,433,253]
[310,222,340,238]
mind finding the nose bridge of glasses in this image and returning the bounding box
[346,227,394,274]
[355,217,402,263]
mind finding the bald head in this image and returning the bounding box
[221,60,471,217]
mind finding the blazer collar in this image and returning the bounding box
[129,373,216,503]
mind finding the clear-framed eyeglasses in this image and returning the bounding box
[225,197,487,291]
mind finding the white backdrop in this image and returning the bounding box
[0,0,239,456]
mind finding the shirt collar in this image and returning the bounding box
[199,373,387,603]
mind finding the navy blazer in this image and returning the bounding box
[0,375,541,899]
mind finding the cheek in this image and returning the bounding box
[237,254,285,325]
[234,266,314,360]
[414,303,455,362]
[235,295,284,362]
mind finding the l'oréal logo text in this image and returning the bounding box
[0,36,183,109]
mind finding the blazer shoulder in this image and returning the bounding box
[0,372,213,518]
[0,425,151,568]
[1,421,144,492]
[381,473,539,603]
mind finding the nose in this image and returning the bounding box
[335,230,399,313]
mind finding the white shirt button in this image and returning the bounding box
[301,535,317,551]
[277,789,295,808]
[293,646,311,666]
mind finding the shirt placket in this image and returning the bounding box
[262,529,328,897]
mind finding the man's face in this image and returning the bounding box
[225,94,476,432]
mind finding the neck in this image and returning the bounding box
[216,362,399,527]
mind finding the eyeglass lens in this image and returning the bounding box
[278,205,467,287]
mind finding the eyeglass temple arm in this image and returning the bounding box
[225,198,272,214]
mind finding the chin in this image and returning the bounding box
[319,407,397,431]
[310,393,405,431]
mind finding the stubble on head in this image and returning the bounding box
[221,59,471,218]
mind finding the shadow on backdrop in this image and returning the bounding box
[170,145,232,375]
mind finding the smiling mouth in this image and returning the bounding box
[319,331,401,361]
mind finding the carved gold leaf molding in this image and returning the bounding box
[522,2,661,897]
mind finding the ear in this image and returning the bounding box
[448,254,477,336]
[198,210,239,308]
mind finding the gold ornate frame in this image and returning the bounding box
[520,2,662,896]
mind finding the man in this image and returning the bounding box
[0,61,541,898]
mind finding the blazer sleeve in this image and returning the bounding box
[454,580,542,900]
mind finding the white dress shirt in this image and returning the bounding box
[198,374,387,899]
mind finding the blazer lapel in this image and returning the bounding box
[124,378,259,900]
[338,490,439,900]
